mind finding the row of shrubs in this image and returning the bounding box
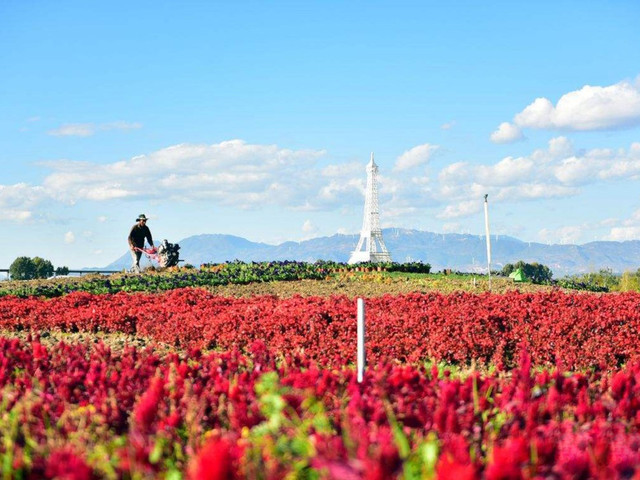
[0,260,433,298]
[500,262,640,293]
[314,260,432,274]
[555,268,640,293]
[6,256,69,280]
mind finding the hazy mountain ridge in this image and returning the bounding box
[105,229,640,276]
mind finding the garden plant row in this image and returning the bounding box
[1,336,640,479]
[0,261,432,298]
[2,289,640,370]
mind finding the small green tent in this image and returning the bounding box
[509,267,526,282]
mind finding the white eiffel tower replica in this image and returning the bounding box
[348,153,392,264]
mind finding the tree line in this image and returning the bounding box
[8,256,69,280]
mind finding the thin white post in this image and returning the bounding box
[484,194,492,290]
[357,298,366,383]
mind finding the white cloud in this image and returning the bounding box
[0,210,32,221]
[476,156,534,186]
[0,141,342,222]
[5,134,640,235]
[441,121,456,130]
[494,183,580,201]
[383,205,419,220]
[394,144,438,171]
[318,179,364,203]
[604,207,640,241]
[442,222,461,233]
[538,225,585,245]
[437,200,482,219]
[606,226,640,241]
[514,98,555,129]
[302,220,317,234]
[438,162,469,185]
[321,162,362,177]
[48,121,143,137]
[553,156,598,185]
[64,231,75,244]
[48,123,95,137]
[490,122,524,144]
[39,140,329,209]
[0,183,46,222]
[433,137,640,219]
[548,136,574,158]
[101,121,143,131]
[495,79,640,138]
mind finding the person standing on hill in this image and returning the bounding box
[128,214,154,273]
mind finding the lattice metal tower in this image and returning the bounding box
[348,153,392,264]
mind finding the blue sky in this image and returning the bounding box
[1,1,640,268]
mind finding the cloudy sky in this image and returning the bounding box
[1,1,640,268]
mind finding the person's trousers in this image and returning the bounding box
[130,249,142,273]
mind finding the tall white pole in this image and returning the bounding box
[357,298,366,383]
[484,194,492,290]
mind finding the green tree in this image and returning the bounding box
[524,262,553,284]
[9,256,56,280]
[502,261,553,284]
[9,256,36,280]
[55,266,70,276]
[501,263,515,276]
[32,257,54,279]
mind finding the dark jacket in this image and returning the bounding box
[128,223,153,249]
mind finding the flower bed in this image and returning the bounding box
[1,289,639,370]
[0,337,639,479]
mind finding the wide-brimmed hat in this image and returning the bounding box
[136,214,148,222]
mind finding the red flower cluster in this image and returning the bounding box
[1,337,640,478]
[2,289,640,369]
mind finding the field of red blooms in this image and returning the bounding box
[2,289,640,369]
[1,288,640,478]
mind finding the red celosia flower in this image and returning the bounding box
[556,438,592,479]
[436,454,475,480]
[188,437,237,480]
[45,448,92,480]
[133,376,164,430]
[485,441,527,480]
[611,371,628,400]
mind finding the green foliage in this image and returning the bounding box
[32,257,54,279]
[620,269,640,292]
[9,257,36,280]
[55,266,70,276]
[1,261,333,297]
[316,260,431,274]
[501,261,553,284]
[247,372,333,479]
[501,263,515,276]
[557,268,619,292]
[9,256,55,280]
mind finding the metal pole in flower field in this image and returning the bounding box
[357,298,366,383]
[484,194,492,290]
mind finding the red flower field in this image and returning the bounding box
[2,289,640,369]
[1,288,640,477]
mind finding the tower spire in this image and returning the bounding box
[348,152,392,264]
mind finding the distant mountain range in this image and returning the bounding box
[104,228,640,276]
